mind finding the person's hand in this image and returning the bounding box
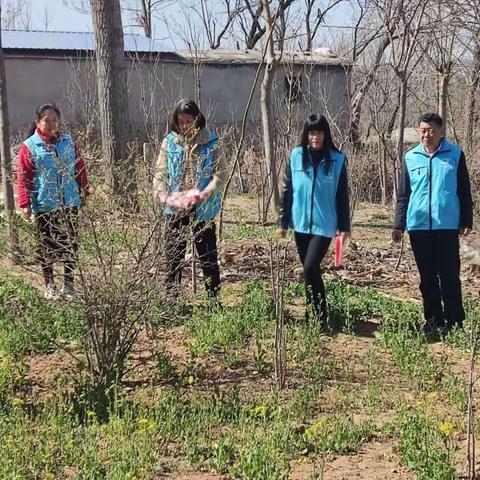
[460,227,472,236]
[153,191,167,204]
[184,189,203,207]
[21,206,32,219]
[276,227,287,239]
[338,231,350,241]
[79,208,90,226]
[392,229,403,243]
[196,190,210,203]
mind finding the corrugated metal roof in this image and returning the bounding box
[1,29,174,53]
[177,48,348,66]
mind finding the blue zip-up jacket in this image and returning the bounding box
[163,130,221,221]
[278,146,350,238]
[23,132,81,213]
[394,138,473,231]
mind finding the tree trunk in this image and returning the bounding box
[349,36,390,146]
[260,0,279,219]
[394,74,408,204]
[0,9,19,260]
[438,72,449,133]
[90,0,133,201]
[305,0,313,52]
[465,37,480,150]
[140,0,152,38]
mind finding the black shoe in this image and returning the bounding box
[445,321,464,333]
[423,319,447,338]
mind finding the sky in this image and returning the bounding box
[19,0,356,51]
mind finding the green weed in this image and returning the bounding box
[0,272,84,358]
[303,415,375,454]
[394,406,456,480]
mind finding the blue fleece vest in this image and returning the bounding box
[290,146,345,237]
[24,132,80,213]
[405,139,461,231]
[164,131,221,221]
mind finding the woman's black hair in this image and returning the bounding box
[169,98,206,133]
[299,114,338,172]
[27,103,61,137]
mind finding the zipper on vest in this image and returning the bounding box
[428,155,433,230]
[309,159,317,234]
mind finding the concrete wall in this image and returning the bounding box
[5,55,350,135]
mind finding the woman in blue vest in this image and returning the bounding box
[278,114,350,327]
[153,99,227,300]
[17,104,89,300]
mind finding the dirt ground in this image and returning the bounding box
[3,197,480,479]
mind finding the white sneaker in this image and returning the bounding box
[44,284,61,301]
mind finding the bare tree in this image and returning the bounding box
[194,0,242,49]
[90,0,133,200]
[304,0,345,52]
[238,0,296,49]
[417,2,463,129]
[1,0,32,29]
[260,0,279,216]
[349,33,390,145]
[459,0,480,149]
[344,0,392,145]
[123,0,176,38]
[373,0,428,199]
[0,6,18,260]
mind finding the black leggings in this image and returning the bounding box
[164,213,220,297]
[35,209,78,287]
[294,232,332,320]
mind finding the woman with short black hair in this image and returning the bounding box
[278,114,350,328]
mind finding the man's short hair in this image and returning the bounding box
[419,112,443,127]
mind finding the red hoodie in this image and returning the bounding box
[16,128,89,209]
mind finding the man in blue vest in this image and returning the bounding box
[392,112,473,336]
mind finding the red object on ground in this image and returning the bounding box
[334,234,344,269]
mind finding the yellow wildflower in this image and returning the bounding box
[250,404,268,417]
[305,418,327,440]
[11,397,24,407]
[426,392,439,403]
[439,422,455,437]
[137,418,150,427]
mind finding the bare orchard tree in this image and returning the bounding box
[373,0,428,200]
[458,0,480,150]
[122,0,176,38]
[0,6,19,259]
[260,0,280,217]
[0,0,32,29]
[192,0,243,49]
[90,0,134,201]
[366,63,400,204]
[342,0,392,146]
[417,1,464,130]
[304,0,345,52]
[238,0,296,49]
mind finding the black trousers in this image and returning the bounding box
[35,209,78,287]
[164,212,220,297]
[409,230,465,327]
[294,232,332,320]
